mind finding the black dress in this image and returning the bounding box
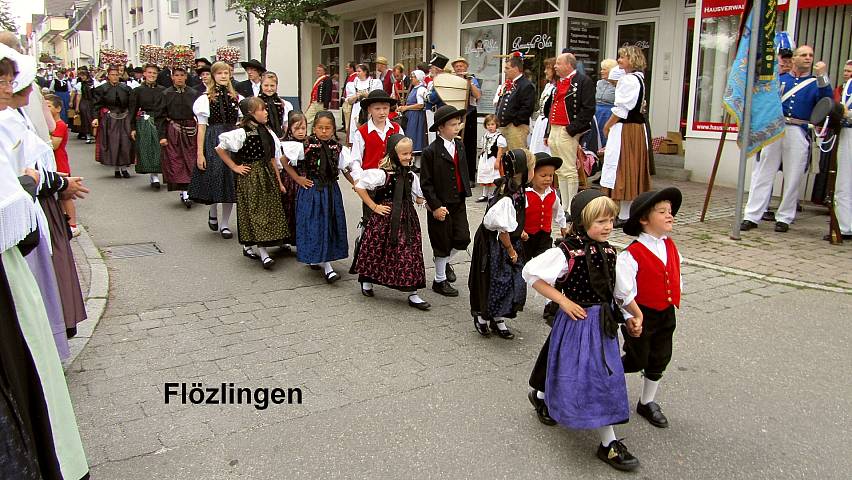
[188,87,239,204]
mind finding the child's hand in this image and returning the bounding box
[373,205,391,216]
[626,316,643,337]
[279,183,287,193]
[232,164,251,176]
[297,176,313,189]
[559,299,587,320]
[159,139,168,146]
[521,231,529,241]
[432,206,449,221]
[196,156,206,171]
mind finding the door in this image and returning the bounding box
[616,20,657,108]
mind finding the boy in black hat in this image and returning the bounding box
[614,187,683,429]
[236,59,266,98]
[420,105,471,297]
[350,89,403,180]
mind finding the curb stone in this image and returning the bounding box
[64,225,109,370]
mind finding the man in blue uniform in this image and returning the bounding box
[741,45,833,233]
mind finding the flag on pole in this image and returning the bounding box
[722,0,785,158]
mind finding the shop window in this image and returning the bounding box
[691,13,738,132]
[617,0,660,12]
[394,10,423,35]
[568,0,606,15]
[565,18,606,81]
[461,0,504,24]
[616,22,655,104]
[321,26,339,46]
[508,0,559,18]
[460,25,503,114]
[353,19,376,42]
[354,43,377,71]
[508,17,558,94]
[394,37,424,73]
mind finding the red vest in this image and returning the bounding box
[452,148,463,192]
[626,238,682,311]
[357,122,401,170]
[524,189,557,234]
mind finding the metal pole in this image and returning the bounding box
[731,2,763,240]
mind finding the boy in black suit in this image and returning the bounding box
[420,105,472,297]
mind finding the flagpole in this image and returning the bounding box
[731,1,763,240]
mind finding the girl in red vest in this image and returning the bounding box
[615,187,682,430]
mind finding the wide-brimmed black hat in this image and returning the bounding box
[429,105,466,132]
[570,189,606,232]
[240,58,266,72]
[195,57,212,66]
[429,52,449,70]
[533,152,563,171]
[360,89,398,109]
[195,65,211,75]
[623,187,682,236]
[133,67,144,74]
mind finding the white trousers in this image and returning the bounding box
[836,128,852,234]
[744,125,810,225]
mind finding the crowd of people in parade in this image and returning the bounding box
[1,25,849,476]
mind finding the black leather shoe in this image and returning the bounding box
[762,210,775,221]
[432,280,458,297]
[183,198,193,209]
[596,440,640,472]
[208,214,218,231]
[774,221,789,232]
[408,298,431,310]
[114,171,121,178]
[445,264,456,283]
[740,220,758,231]
[489,320,515,339]
[121,170,130,178]
[361,283,375,297]
[242,246,259,260]
[220,228,233,239]
[527,391,556,426]
[636,401,669,428]
[325,271,340,284]
[261,257,275,270]
[473,316,490,336]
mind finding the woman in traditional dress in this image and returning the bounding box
[74,68,95,143]
[529,57,557,154]
[345,64,383,145]
[189,61,241,238]
[91,65,135,177]
[397,69,427,154]
[601,46,652,225]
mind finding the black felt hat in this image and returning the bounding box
[623,187,682,237]
[429,52,449,70]
[429,105,466,132]
[360,89,399,109]
[195,65,211,75]
[533,152,563,171]
[195,57,212,66]
[240,58,266,72]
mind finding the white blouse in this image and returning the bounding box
[355,168,424,202]
[521,247,570,288]
[193,93,244,126]
[279,141,349,171]
[345,78,383,100]
[216,127,283,157]
[610,72,644,120]
[482,196,518,233]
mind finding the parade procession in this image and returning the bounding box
[2,0,851,478]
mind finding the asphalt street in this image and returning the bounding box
[64,138,852,479]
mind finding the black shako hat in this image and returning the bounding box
[570,189,606,233]
[533,151,563,171]
[429,52,449,70]
[360,89,398,109]
[623,187,682,237]
[240,58,266,72]
[429,104,466,132]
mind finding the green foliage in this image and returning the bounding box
[0,1,18,32]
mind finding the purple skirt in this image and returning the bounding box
[24,237,70,360]
[545,305,628,430]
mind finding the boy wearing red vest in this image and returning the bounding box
[350,89,404,181]
[522,152,569,260]
[615,187,683,429]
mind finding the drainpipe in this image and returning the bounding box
[246,12,252,60]
[297,24,303,109]
[425,0,433,62]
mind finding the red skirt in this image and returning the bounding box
[353,200,425,291]
[162,119,197,190]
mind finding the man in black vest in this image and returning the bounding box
[494,54,536,149]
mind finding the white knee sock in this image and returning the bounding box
[434,256,449,282]
[493,317,509,331]
[475,315,488,325]
[220,203,234,230]
[640,377,660,405]
[536,390,545,400]
[321,262,334,274]
[408,292,425,303]
[449,248,462,261]
[619,201,632,220]
[597,426,617,447]
[255,246,270,261]
[209,204,218,219]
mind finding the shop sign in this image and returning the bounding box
[511,33,554,52]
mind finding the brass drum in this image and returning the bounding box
[431,73,470,111]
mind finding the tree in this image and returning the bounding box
[232,0,337,66]
[0,1,18,33]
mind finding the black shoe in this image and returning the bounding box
[325,271,340,284]
[527,391,557,426]
[489,320,515,339]
[261,257,275,270]
[408,298,431,310]
[636,401,669,428]
[431,280,458,297]
[121,170,130,178]
[85,138,94,144]
[151,180,161,190]
[242,246,260,260]
[361,283,375,297]
[445,264,457,283]
[114,171,121,178]
[208,214,218,231]
[309,264,321,270]
[774,221,789,232]
[762,210,776,221]
[823,233,852,241]
[220,228,233,239]
[473,316,490,337]
[183,198,193,209]
[740,220,758,231]
[596,440,640,472]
